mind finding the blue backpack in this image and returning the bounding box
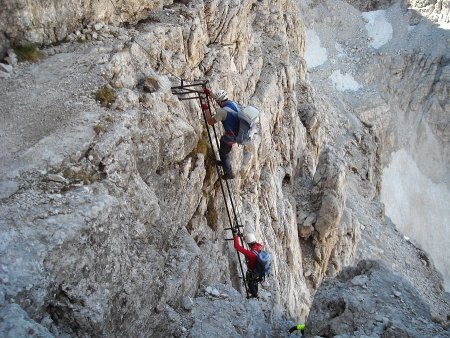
[252,250,272,279]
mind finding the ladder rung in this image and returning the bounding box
[172,89,202,95]
[224,225,243,230]
[170,81,207,90]
[177,96,200,101]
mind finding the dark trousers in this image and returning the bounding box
[219,135,234,176]
[246,270,260,298]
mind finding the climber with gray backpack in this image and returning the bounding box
[202,88,260,180]
[232,229,272,298]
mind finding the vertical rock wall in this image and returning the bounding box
[0,0,363,336]
[0,0,171,55]
[407,0,450,27]
[378,52,450,290]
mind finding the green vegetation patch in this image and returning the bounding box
[63,167,104,185]
[190,129,216,181]
[95,85,116,107]
[94,123,106,135]
[14,44,44,62]
[191,137,209,159]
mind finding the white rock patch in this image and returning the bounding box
[329,70,362,92]
[305,29,328,68]
[362,10,393,48]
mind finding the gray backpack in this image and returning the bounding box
[236,106,260,144]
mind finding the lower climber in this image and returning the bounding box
[232,229,263,298]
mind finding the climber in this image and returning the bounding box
[288,323,305,335]
[201,88,240,180]
[232,229,263,298]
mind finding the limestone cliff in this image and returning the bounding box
[0,0,172,58]
[0,0,449,337]
[0,0,327,336]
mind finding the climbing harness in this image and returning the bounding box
[171,81,250,297]
[106,0,250,298]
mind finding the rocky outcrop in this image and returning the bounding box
[407,0,450,27]
[342,0,397,11]
[342,0,450,27]
[306,260,449,337]
[299,0,450,307]
[296,147,358,290]
[0,0,172,58]
[162,284,281,337]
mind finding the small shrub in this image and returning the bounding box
[63,168,94,184]
[94,123,106,134]
[190,129,209,159]
[192,138,209,159]
[190,129,217,181]
[95,85,116,107]
[204,146,217,181]
[14,44,43,62]
[300,84,309,92]
[142,76,160,93]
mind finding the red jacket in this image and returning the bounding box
[234,235,263,270]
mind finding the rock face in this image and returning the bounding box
[307,260,448,337]
[300,0,450,321]
[0,0,171,58]
[0,0,321,336]
[358,4,450,290]
[0,0,449,337]
[408,0,450,27]
[175,284,280,337]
